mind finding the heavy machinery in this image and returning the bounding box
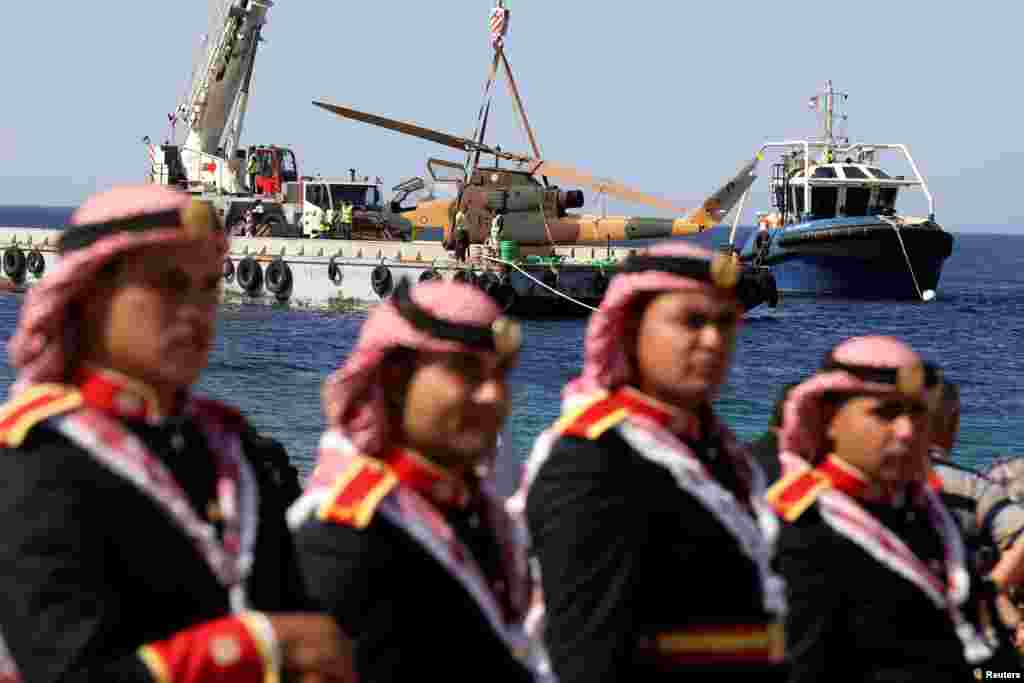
[0,1,776,315]
[145,0,410,239]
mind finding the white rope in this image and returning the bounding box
[882,217,933,302]
[482,255,598,312]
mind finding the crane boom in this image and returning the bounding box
[178,0,275,192]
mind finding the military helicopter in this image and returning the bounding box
[313,2,759,244]
[314,1,777,310]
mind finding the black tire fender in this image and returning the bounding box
[542,269,558,291]
[477,271,500,298]
[328,256,343,285]
[26,249,45,277]
[236,256,263,293]
[3,247,26,281]
[265,258,293,296]
[371,264,393,297]
[493,282,517,312]
[759,268,779,308]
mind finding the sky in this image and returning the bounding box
[0,1,1021,232]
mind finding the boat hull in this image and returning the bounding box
[740,218,954,299]
[0,228,778,316]
[0,229,621,317]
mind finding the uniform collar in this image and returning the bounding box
[818,454,941,504]
[618,386,703,443]
[76,365,182,424]
[817,455,871,499]
[383,447,472,511]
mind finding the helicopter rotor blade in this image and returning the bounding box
[313,101,535,164]
[314,101,473,153]
[532,160,689,214]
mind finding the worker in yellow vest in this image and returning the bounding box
[339,201,354,239]
[247,152,259,192]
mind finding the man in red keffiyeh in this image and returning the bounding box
[521,241,789,682]
[0,184,354,683]
[290,277,551,682]
[769,335,1024,681]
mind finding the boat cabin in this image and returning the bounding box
[786,163,904,220]
[763,143,932,225]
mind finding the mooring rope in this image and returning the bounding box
[482,255,598,312]
[882,216,932,302]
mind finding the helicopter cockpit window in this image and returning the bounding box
[812,166,837,179]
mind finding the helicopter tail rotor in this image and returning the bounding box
[684,156,759,228]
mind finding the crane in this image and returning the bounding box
[149,0,285,195]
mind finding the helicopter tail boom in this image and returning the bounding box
[684,157,759,228]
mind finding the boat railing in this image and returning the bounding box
[756,141,935,221]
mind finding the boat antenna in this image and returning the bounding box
[814,80,849,154]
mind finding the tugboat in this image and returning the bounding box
[737,80,953,301]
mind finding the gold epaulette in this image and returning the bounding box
[0,384,82,448]
[317,455,399,529]
[766,468,831,522]
[551,391,631,441]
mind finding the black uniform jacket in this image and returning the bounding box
[750,430,783,485]
[0,378,307,683]
[773,482,1020,681]
[525,389,787,683]
[294,450,536,683]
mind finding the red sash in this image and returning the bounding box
[803,456,994,664]
[296,430,548,676]
[51,403,259,612]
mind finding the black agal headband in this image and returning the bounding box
[620,252,740,289]
[821,358,941,398]
[58,200,222,255]
[392,277,522,357]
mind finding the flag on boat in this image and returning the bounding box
[489,3,509,48]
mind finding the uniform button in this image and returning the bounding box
[210,635,241,666]
[171,432,186,452]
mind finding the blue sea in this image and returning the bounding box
[1,205,1021,495]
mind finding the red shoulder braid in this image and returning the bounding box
[552,391,631,441]
[317,455,398,529]
[0,384,83,448]
[766,468,831,522]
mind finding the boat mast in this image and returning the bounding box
[819,79,849,158]
[824,79,834,146]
